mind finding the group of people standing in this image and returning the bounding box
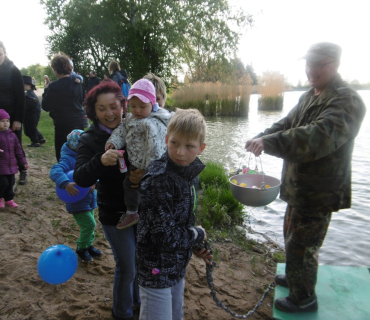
[1,40,367,320]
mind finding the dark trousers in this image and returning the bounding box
[0,175,15,201]
[24,109,44,144]
[284,205,332,302]
[123,167,141,212]
[54,122,85,162]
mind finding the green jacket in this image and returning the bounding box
[255,74,366,211]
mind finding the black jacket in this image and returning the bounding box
[73,121,130,225]
[0,58,25,123]
[137,152,205,288]
[86,76,101,93]
[42,76,85,127]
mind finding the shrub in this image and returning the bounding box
[197,162,245,229]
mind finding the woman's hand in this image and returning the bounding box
[129,168,145,188]
[101,149,122,166]
[12,121,21,131]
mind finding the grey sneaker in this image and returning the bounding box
[18,170,28,185]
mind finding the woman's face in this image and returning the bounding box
[94,93,124,129]
[0,48,5,65]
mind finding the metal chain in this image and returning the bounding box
[199,241,275,319]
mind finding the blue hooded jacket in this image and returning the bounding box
[50,143,97,213]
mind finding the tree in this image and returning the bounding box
[41,0,252,83]
[246,64,258,85]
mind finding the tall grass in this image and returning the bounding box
[197,162,245,230]
[171,82,251,116]
[258,71,285,110]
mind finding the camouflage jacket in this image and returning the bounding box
[255,74,366,211]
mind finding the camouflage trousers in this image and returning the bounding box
[283,205,332,302]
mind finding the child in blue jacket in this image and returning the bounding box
[50,129,102,263]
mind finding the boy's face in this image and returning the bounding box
[166,132,206,166]
[0,119,10,131]
[156,92,165,108]
[129,96,152,119]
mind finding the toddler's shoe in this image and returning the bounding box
[116,212,139,230]
[0,199,4,208]
[5,200,18,208]
[76,248,93,263]
[87,246,103,258]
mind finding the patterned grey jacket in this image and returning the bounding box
[255,74,366,211]
[137,152,205,288]
[106,107,172,169]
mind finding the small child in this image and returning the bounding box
[143,73,167,108]
[22,75,46,147]
[50,129,102,263]
[105,79,172,230]
[136,108,210,320]
[0,109,28,208]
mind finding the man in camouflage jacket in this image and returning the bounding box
[246,42,366,313]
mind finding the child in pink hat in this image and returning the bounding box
[0,109,28,208]
[106,79,172,229]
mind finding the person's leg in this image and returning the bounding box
[102,223,137,319]
[139,286,172,320]
[24,112,40,144]
[283,206,331,302]
[0,175,10,200]
[73,210,96,249]
[171,277,185,320]
[3,175,15,202]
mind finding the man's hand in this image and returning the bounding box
[12,121,21,131]
[245,138,264,157]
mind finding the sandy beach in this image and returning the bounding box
[0,140,280,320]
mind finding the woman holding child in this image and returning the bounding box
[73,80,140,320]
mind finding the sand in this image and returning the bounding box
[0,146,280,320]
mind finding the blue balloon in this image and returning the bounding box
[56,170,89,203]
[37,244,78,285]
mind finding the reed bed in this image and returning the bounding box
[171,82,252,116]
[258,71,285,110]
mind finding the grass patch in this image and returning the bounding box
[197,162,245,230]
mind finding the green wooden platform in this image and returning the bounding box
[273,263,370,320]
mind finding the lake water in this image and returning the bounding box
[199,90,369,267]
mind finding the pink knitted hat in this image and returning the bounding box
[127,79,156,106]
[0,109,10,121]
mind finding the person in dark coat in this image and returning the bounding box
[22,76,46,147]
[73,80,142,320]
[42,53,86,161]
[246,42,366,313]
[0,41,27,185]
[0,109,28,208]
[86,70,100,93]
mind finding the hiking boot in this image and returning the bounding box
[76,248,93,262]
[18,170,28,185]
[274,295,318,313]
[0,199,4,208]
[28,142,41,147]
[116,212,139,230]
[40,138,47,145]
[5,200,18,208]
[275,274,288,287]
[87,246,103,258]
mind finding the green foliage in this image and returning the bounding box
[197,162,244,230]
[19,64,56,87]
[40,0,252,83]
[258,96,284,110]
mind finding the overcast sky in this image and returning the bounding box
[2,0,370,85]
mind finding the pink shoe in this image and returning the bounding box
[116,212,139,230]
[0,199,4,208]
[5,200,18,208]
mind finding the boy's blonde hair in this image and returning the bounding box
[167,108,206,145]
[143,73,167,103]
